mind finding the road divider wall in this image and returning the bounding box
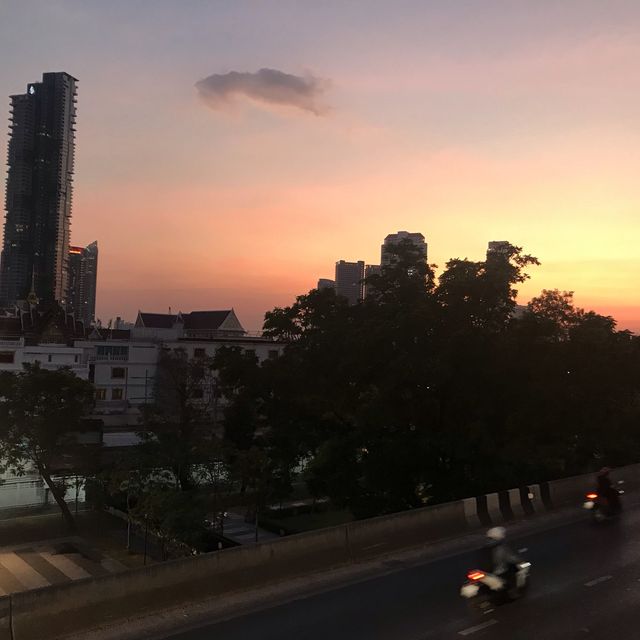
[9,461,640,639]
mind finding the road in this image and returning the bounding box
[157,499,640,639]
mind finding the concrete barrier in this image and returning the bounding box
[11,461,640,639]
[0,597,11,640]
[485,492,502,523]
[547,474,591,508]
[11,524,351,640]
[347,500,468,561]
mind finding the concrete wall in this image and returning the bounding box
[9,461,640,640]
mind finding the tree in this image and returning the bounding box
[0,364,96,530]
[140,347,217,491]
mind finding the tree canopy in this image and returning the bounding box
[0,364,97,529]
[216,242,640,517]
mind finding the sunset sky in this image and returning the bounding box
[1,1,639,331]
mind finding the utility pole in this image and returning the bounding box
[143,513,149,565]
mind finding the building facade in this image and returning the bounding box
[68,241,98,328]
[335,260,364,305]
[0,72,78,308]
[487,241,511,257]
[381,231,428,266]
[317,278,335,291]
[0,305,87,377]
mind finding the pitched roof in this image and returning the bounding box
[183,310,232,331]
[137,312,179,329]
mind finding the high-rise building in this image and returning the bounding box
[487,241,511,257]
[363,264,381,299]
[381,231,427,266]
[335,260,364,305]
[317,278,335,291]
[68,241,98,327]
[0,72,78,308]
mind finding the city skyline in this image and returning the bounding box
[1,2,640,331]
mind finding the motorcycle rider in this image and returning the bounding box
[596,467,621,516]
[485,527,523,597]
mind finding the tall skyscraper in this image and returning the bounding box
[68,241,98,327]
[0,72,78,308]
[381,231,428,266]
[335,260,364,305]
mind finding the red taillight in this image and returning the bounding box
[586,493,598,500]
[467,570,485,581]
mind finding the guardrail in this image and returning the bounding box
[5,462,640,640]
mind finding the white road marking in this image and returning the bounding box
[517,547,528,553]
[39,551,91,580]
[458,619,499,635]
[584,575,612,587]
[0,553,49,589]
[362,543,386,550]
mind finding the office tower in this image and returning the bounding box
[68,241,98,327]
[363,264,382,299]
[381,231,428,266]
[317,278,335,291]
[487,241,511,257]
[0,72,78,307]
[335,260,364,305]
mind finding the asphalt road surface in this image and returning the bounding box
[158,498,640,640]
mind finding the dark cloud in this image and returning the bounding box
[195,68,329,115]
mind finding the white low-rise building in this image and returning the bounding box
[0,308,88,378]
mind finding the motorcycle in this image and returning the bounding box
[583,481,624,523]
[460,561,531,612]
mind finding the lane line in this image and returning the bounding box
[518,547,528,553]
[362,543,386,551]
[458,619,499,635]
[584,575,613,587]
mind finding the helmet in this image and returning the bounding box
[486,526,506,541]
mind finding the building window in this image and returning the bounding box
[0,352,14,364]
[96,345,129,360]
[245,349,256,358]
[112,388,123,400]
[95,388,106,400]
[268,350,279,359]
[111,367,126,379]
[48,355,52,362]
[194,348,206,359]
[74,355,79,363]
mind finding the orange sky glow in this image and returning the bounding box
[1,2,639,332]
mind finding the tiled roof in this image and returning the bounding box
[183,310,232,331]
[138,313,178,329]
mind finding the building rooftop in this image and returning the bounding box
[136,312,178,329]
[183,310,234,331]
